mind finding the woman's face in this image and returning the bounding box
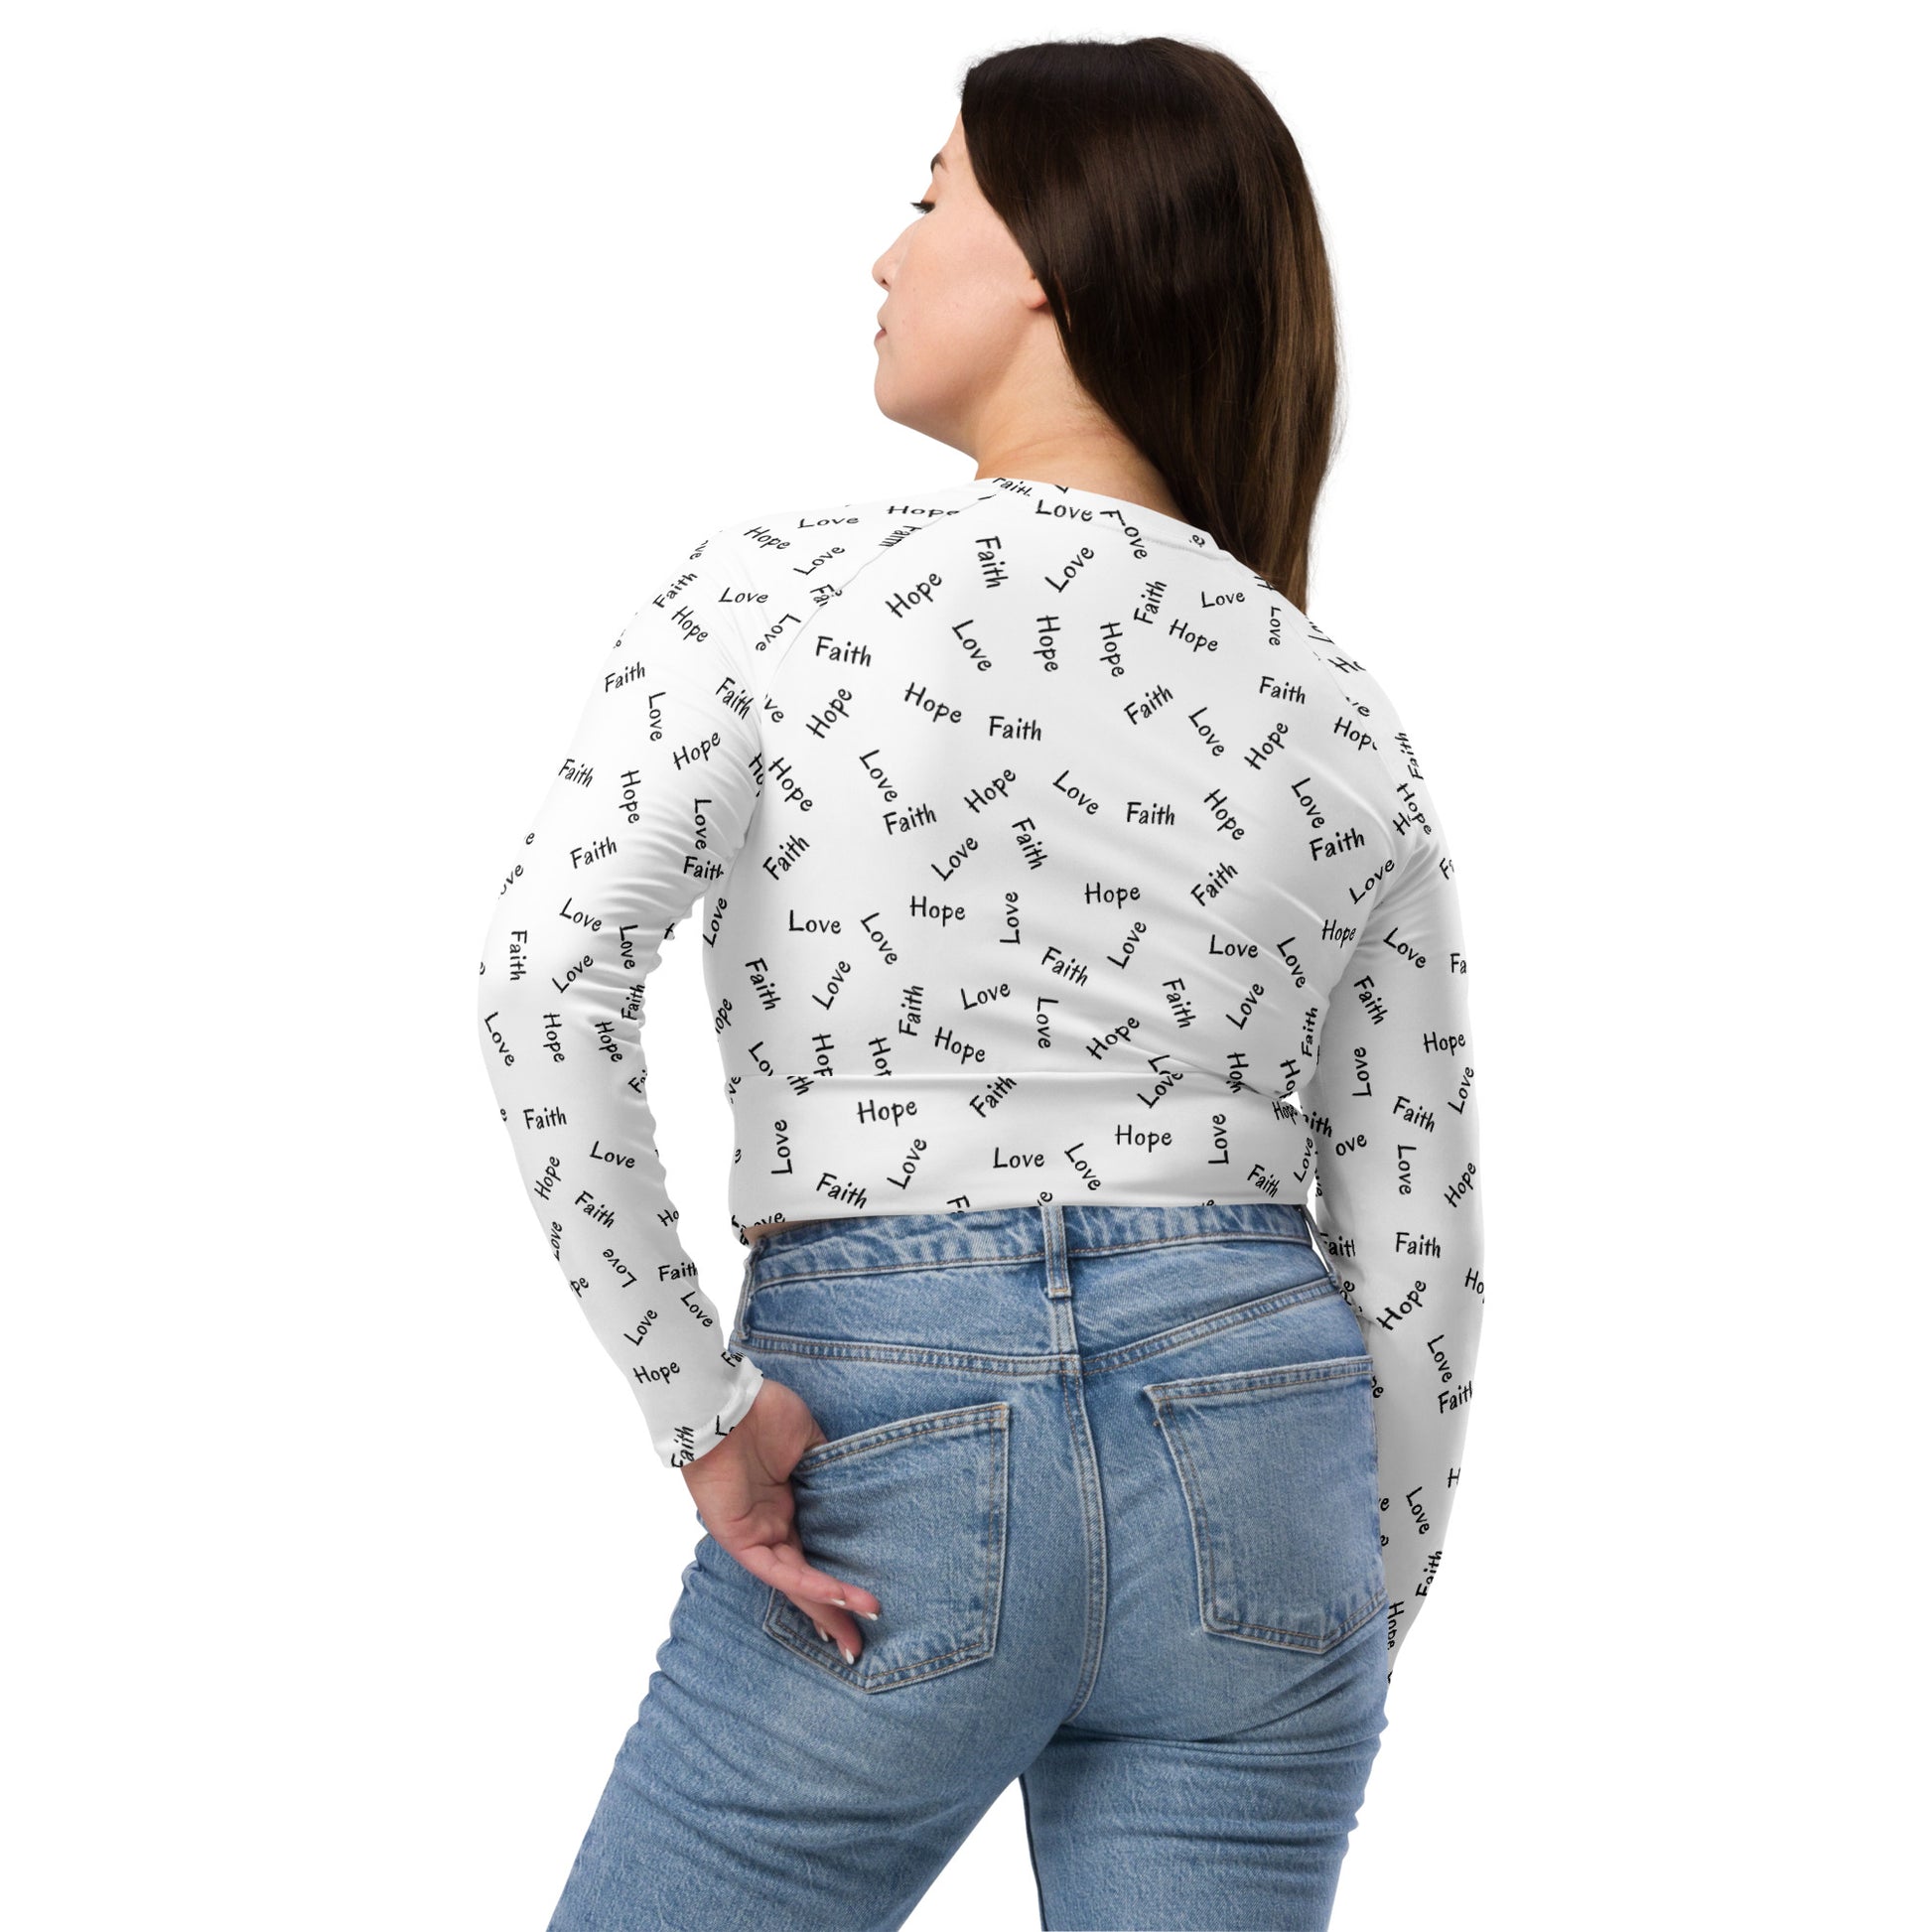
[872,112,1045,454]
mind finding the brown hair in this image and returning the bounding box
[960,36,1340,612]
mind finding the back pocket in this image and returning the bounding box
[1144,1354,1385,1654]
[762,1400,1012,1693]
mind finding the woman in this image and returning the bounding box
[476,35,1483,1932]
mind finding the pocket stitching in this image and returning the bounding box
[762,1401,1011,1692]
[1159,1406,1351,1652]
[1145,1351,1374,1407]
[1085,1277,1345,1381]
[763,1593,999,1689]
[1149,1363,1385,1654]
[789,1399,1009,1478]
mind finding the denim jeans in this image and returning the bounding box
[548,1201,1390,1932]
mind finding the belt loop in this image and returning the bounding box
[1040,1200,1071,1300]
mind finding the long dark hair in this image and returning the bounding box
[961,37,1340,612]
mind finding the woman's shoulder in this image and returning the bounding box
[690,478,993,604]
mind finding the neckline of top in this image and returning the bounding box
[924,474,1227,557]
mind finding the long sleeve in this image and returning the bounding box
[1303,675,1485,1683]
[475,529,766,1469]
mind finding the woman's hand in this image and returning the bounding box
[681,1375,881,1663]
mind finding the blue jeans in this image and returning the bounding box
[548,1201,1391,1932]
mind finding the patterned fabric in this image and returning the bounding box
[476,474,1484,1676]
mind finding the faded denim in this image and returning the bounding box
[548,1200,1390,1932]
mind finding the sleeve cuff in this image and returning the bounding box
[675,1357,766,1468]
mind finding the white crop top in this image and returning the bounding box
[476,474,1484,1675]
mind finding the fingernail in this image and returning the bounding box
[812,1620,831,1643]
[857,1609,880,1621]
[831,1596,849,1607]
[840,1644,857,1665]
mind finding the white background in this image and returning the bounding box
[4,4,1923,1926]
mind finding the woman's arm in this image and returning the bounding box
[1303,685,1485,1682]
[475,530,766,1468]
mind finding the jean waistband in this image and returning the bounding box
[747,1198,1317,1285]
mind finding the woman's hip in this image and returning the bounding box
[725,1196,1388,1724]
